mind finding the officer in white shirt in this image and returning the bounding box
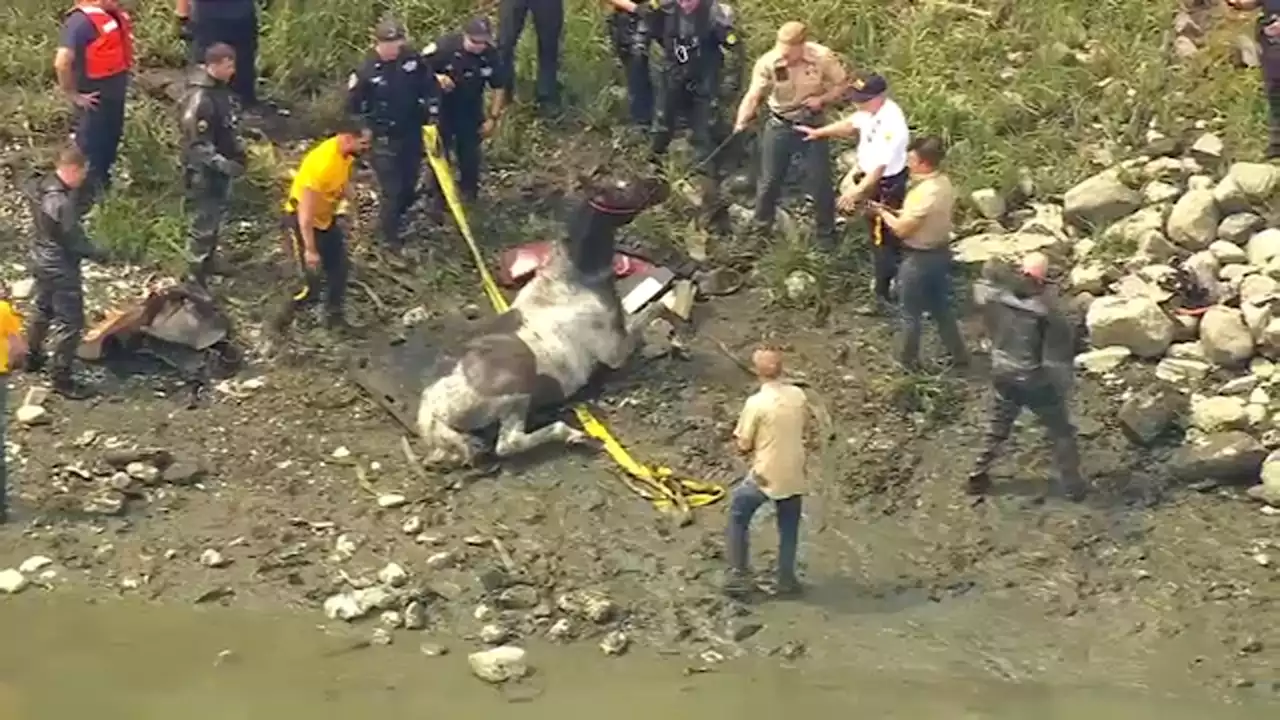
[798,72,910,312]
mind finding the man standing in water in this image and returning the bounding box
[725,346,809,598]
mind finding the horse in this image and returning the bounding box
[414,173,671,468]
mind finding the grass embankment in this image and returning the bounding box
[0,0,1266,285]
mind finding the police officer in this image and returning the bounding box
[606,0,656,127]
[348,18,443,256]
[1226,0,1280,157]
[54,0,135,213]
[799,72,910,310]
[867,136,968,369]
[175,0,260,108]
[498,0,564,113]
[179,42,246,287]
[734,22,847,250]
[423,18,511,203]
[966,252,1086,502]
[23,146,109,400]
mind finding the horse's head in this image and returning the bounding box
[557,172,670,282]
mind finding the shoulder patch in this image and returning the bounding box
[422,42,437,56]
[725,32,738,45]
[196,118,209,133]
[403,59,418,72]
[347,72,358,89]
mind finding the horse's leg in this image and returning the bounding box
[600,301,667,370]
[493,397,588,458]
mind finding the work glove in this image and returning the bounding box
[176,15,193,42]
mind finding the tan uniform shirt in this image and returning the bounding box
[734,381,809,499]
[747,42,847,121]
[899,171,955,250]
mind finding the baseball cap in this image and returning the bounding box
[464,17,494,43]
[848,72,888,103]
[374,17,406,42]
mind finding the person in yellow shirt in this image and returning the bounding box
[1,290,26,523]
[269,118,371,337]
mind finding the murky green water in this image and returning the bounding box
[0,593,1274,720]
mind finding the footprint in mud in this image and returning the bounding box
[800,575,980,616]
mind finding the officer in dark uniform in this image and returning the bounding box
[647,0,743,222]
[54,0,135,214]
[347,18,442,255]
[179,42,245,287]
[606,0,655,127]
[23,146,109,399]
[497,0,564,112]
[1226,0,1280,157]
[175,0,259,108]
[423,18,511,203]
[966,253,1086,502]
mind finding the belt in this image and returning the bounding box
[769,108,818,125]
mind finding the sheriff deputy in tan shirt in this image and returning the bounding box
[733,21,848,249]
[869,135,969,370]
[725,346,809,598]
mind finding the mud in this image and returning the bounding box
[2,105,1279,711]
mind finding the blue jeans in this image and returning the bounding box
[725,473,803,584]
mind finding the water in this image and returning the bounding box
[0,594,1275,720]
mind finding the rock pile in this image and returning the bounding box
[953,133,1280,506]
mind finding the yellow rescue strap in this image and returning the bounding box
[421,125,724,515]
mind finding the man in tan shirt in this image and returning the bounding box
[869,135,968,370]
[733,21,848,249]
[726,346,809,598]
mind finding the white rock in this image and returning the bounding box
[1074,347,1132,374]
[1199,306,1254,367]
[1166,189,1220,250]
[331,446,351,460]
[376,493,407,508]
[473,603,495,622]
[600,630,630,656]
[1190,132,1224,162]
[334,533,360,559]
[1252,357,1276,378]
[547,618,574,642]
[480,623,512,645]
[1241,274,1280,306]
[125,462,159,483]
[401,516,423,534]
[1246,228,1280,267]
[1250,387,1271,405]
[1142,181,1181,205]
[1190,395,1249,432]
[1220,375,1261,395]
[18,556,53,574]
[1085,296,1175,358]
[323,593,366,621]
[1263,450,1280,491]
[1156,357,1211,385]
[1064,171,1144,229]
[198,549,228,568]
[0,569,29,594]
[1209,240,1248,265]
[1069,262,1110,294]
[1227,161,1280,200]
[1143,157,1185,181]
[1248,403,1270,427]
[469,646,529,683]
[1104,205,1166,246]
[1188,175,1215,193]
[970,188,1006,219]
[15,405,48,426]
[1260,317,1280,358]
[377,562,408,587]
[401,305,430,327]
[1218,214,1265,246]
[1017,203,1067,238]
[425,550,456,569]
[783,271,817,302]
[952,232,1063,265]
[379,610,404,629]
[1173,312,1201,342]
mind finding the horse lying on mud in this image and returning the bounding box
[415,174,672,468]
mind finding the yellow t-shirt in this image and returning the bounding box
[284,137,355,231]
[0,300,23,375]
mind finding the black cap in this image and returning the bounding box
[848,72,888,103]
[374,17,406,42]
[463,17,494,43]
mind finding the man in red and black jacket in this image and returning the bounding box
[53,0,134,214]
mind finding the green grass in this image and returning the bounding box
[0,0,1269,274]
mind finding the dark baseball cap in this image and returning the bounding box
[848,72,888,102]
[374,17,406,42]
[464,17,494,43]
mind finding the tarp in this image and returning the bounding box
[80,281,231,361]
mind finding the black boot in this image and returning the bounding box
[23,351,45,374]
[51,371,95,400]
[965,471,992,496]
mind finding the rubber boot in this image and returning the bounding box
[51,371,94,400]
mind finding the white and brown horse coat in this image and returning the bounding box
[414,176,670,467]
